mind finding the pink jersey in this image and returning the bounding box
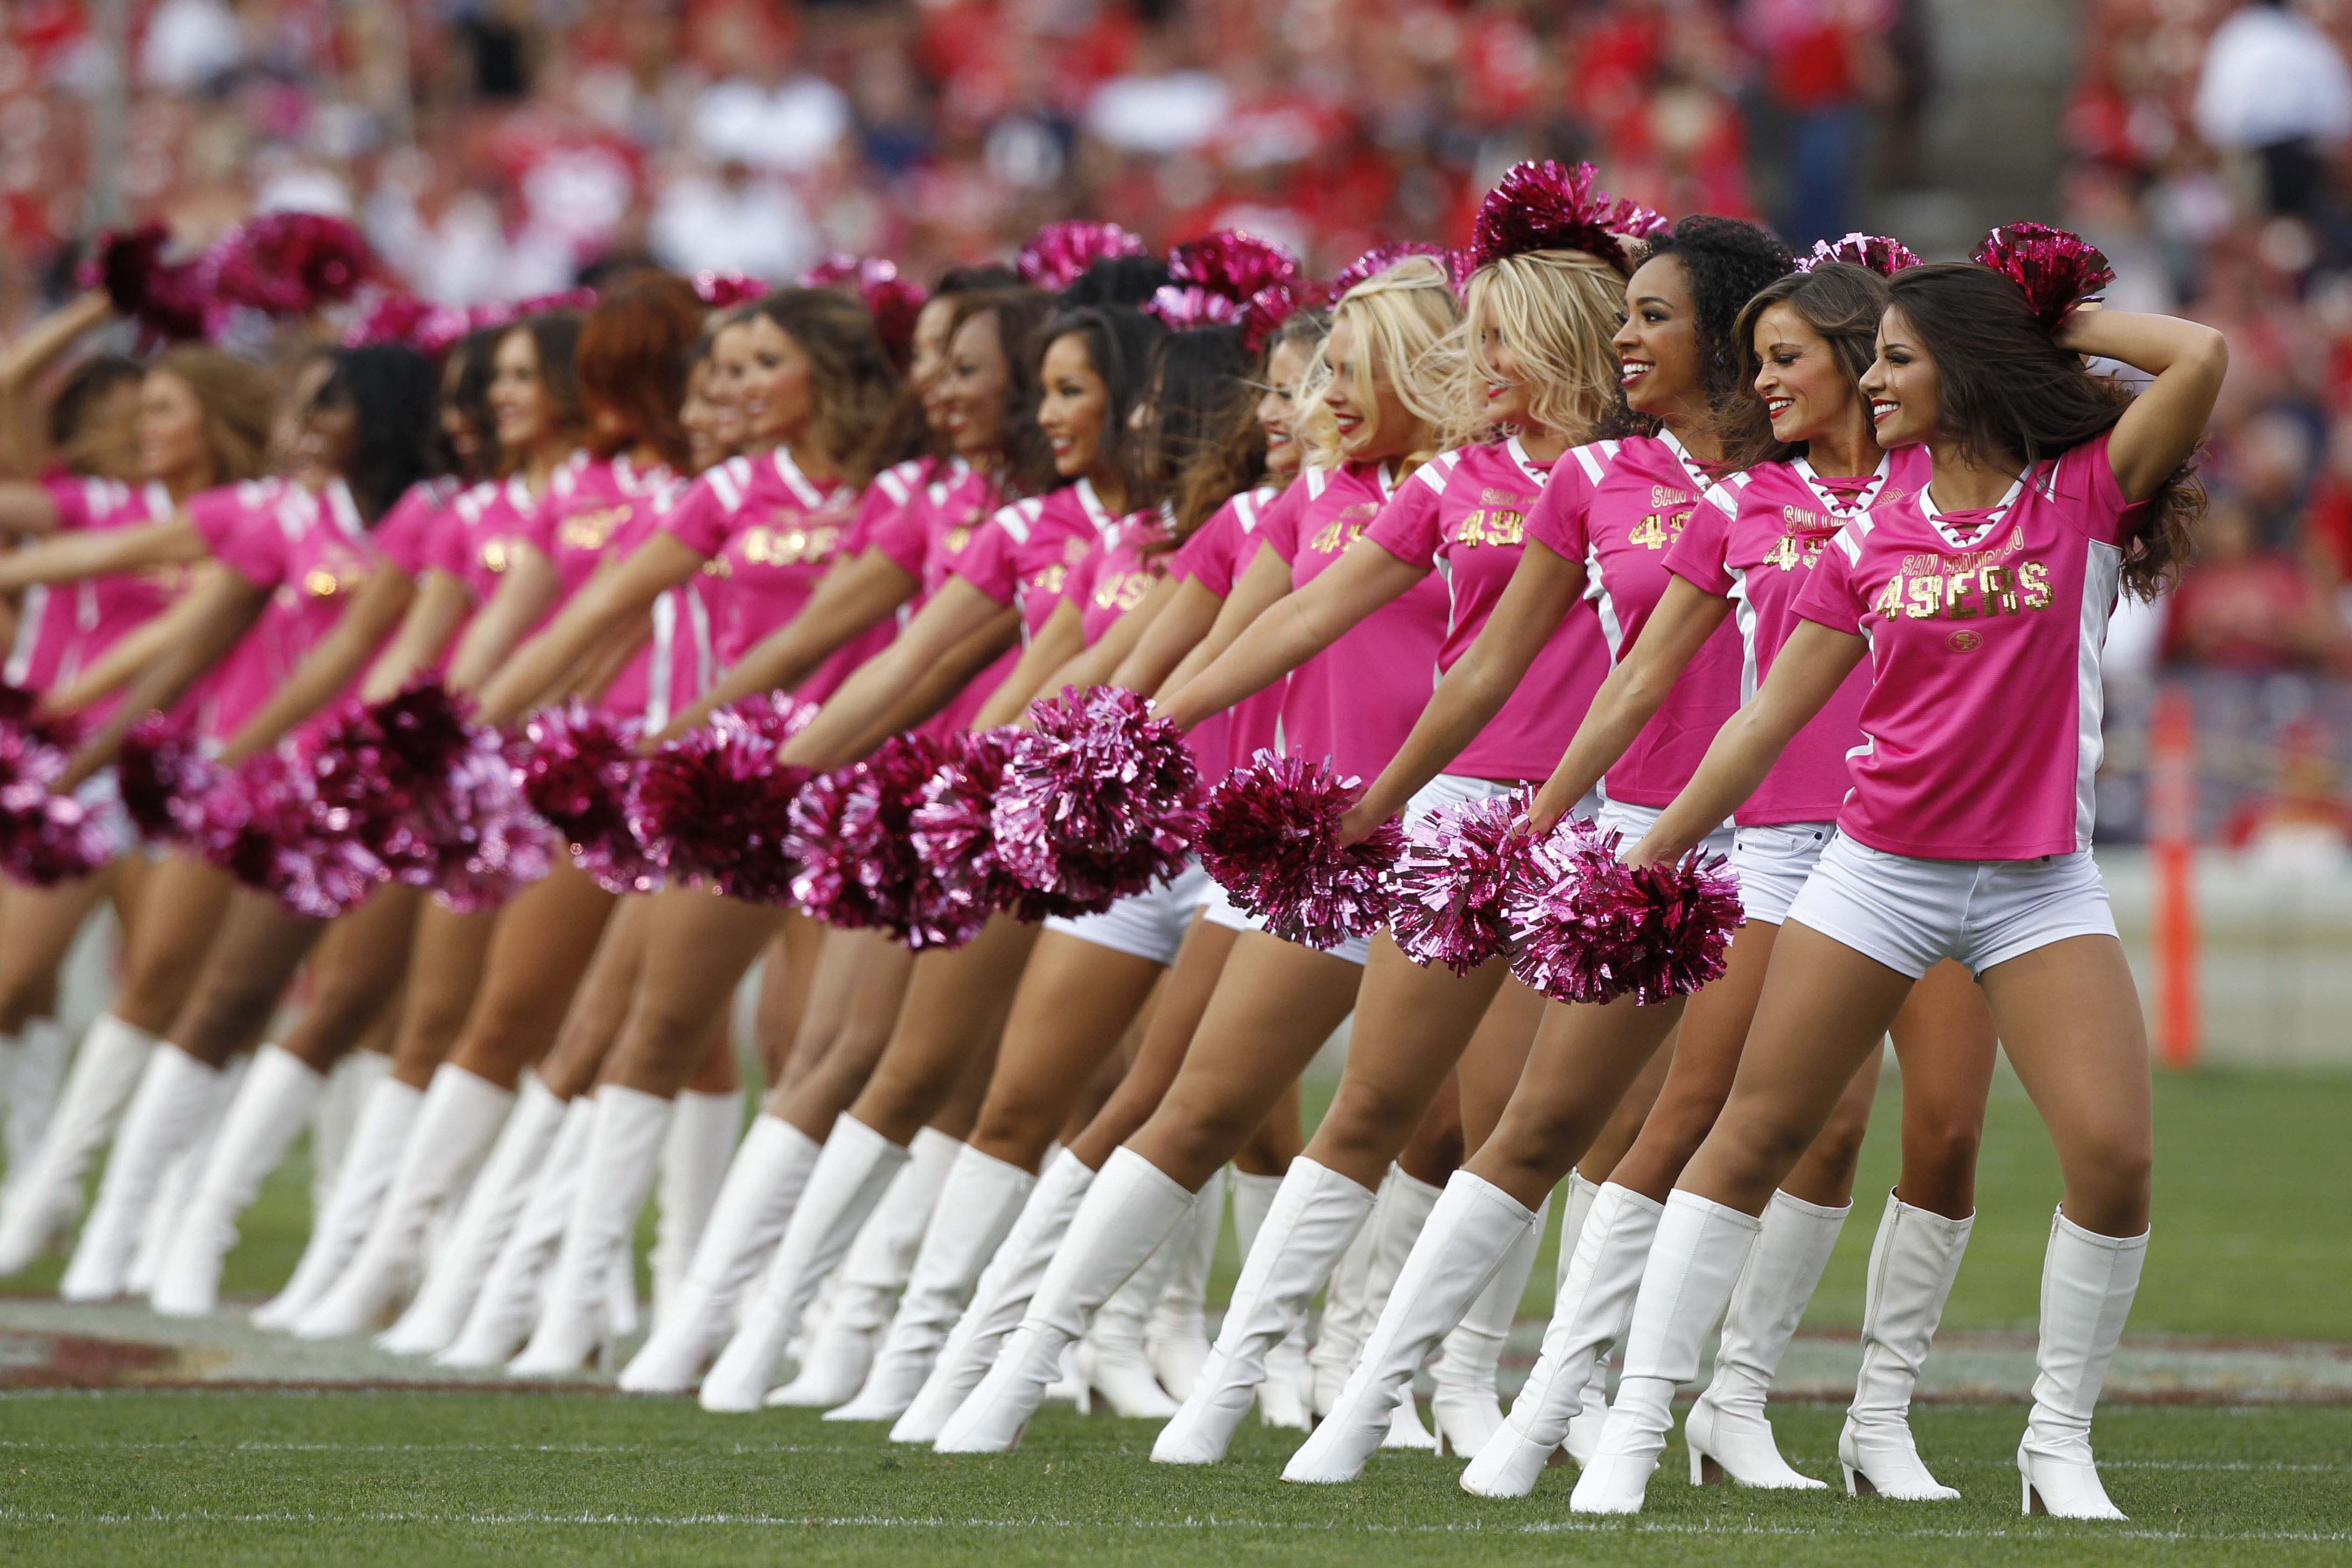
[1525,434,1744,807]
[891,460,1014,736]
[1668,449,1928,825]
[1795,431,2144,860]
[944,477,1137,731]
[435,477,536,600]
[372,477,461,581]
[1064,510,1170,645]
[194,479,378,742]
[530,454,714,729]
[6,475,178,722]
[1367,438,1609,781]
[1258,461,1451,781]
[856,458,942,585]
[1171,485,1282,781]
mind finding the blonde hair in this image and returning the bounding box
[1297,257,1459,469]
[1437,250,1630,451]
[151,346,276,484]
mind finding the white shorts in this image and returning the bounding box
[1592,793,1735,863]
[76,768,138,862]
[1044,862,1215,967]
[1730,820,1833,927]
[1786,832,2118,979]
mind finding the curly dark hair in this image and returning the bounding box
[1634,216,1797,419]
[1886,263,2205,602]
[1137,323,1255,538]
[439,326,503,480]
[857,265,1033,479]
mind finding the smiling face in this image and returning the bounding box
[907,296,958,401]
[935,311,1012,458]
[1752,302,1863,450]
[1612,255,1703,419]
[1037,331,1109,478]
[1861,306,1939,449]
[488,328,551,453]
[680,357,727,472]
[137,368,209,485]
[1257,338,1311,477]
[1467,278,1534,430]
[296,388,360,486]
[439,351,484,471]
[1321,313,1417,461]
[733,314,818,447]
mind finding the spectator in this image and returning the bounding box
[2194,0,2352,218]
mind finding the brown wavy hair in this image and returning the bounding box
[1886,263,2203,601]
[150,346,276,484]
[1173,310,1328,533]
[751,288,900,487]
[940,287,1059,496]
[578,274,703,471]
[493,311,587,475]
[1716,261,1889,473]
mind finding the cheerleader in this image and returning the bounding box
[929,253,1470,1454]
[0,348,279,1273]
[284,283,710,1345]
[1566,258,2220,1520]
[1457,254,1999,1501]
[689,296,1168,1413]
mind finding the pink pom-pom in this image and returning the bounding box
[1503,821,1744,1006]
[0,783,112,887]
[692,270,768,309]
[1148,233,1303,337]
[304,680,478,872]
[117,712,218,841]
[799,255,927,366]
[990,686,1198,915]
[80,224,210,342]
[1972,222,2115,332]
[1314,243,1471,307]
[412,730,552,912]
[1469,160,1671,277]
[908,727,1026,928]
[786,733,956,942]
[202,212,378,319]
[1387,788,1544,976]
[516,702,652,893]
[1798,233,1923,277]
[1017,221,1148,291]
[628,698,816,904]
[342,289,439,348]
[506,288,599,319]
[192,753,383,920]
[1197,751,1400,950]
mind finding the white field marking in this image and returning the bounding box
[0,1508,2348,1544]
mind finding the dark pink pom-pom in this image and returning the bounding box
[305,680,478,870]
[1017,221,1148,292]
[1469,160,1671,276]
[786,733,953,941]
[203,212,378,318]
[906,727,1076,929]
[0,782,113,887]
[628,702,812,904]
[407,730,551,912]
[507,288,599,319]
[990,686,1197,914]
[1503,821,1744,1006]
[1972,222,2115,332]
[1165,232,1300,304]
[342,289,440,348]
[117,712,217,841]
[516,702,649,891]
[192,753,383,920]
[81,224,211,341]
[1315,243,1472,306]
[1144,285,1247,333]
[1197,751,1400,950]
[693,270,768,309]
[1387,788,1544,976]
[1798,233,1923,277]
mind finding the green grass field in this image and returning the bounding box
[3,1064,2347,1566]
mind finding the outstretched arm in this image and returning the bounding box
[831,609,1023,764]
[780,577,1011,768]
[361,568,474,702]
[58,569,271,787]
[473,534,702,725]
[1110,576,1221,696]
[0,517,207,591]
[218,568,418,762]
[443,544,561,699]
[46,569,226,713]
[1152,544,1293,700]
[976,598,1088,729]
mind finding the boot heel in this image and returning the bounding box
[1690,1445,1724,1486]
[1841,1461,1859,1496]
[2021,1465,2039,1516]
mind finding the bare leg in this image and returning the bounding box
[1396,1078,1463,1186]
[963,931,1170,1173]
[535,896,657,1100]
[1464,992,1689,1211]
[0,868,117,1033]
[1603,921,1779,1203]
[1885,959,1997,1220]
[442,860,618,1091]
[276,885,424,1073]
[110,853,236,1037]
[1068,917,1239,1170]
[836,915,1040,1148]
[680,1014,740,1096]
[1578,1037,1675,1186]
[166,893,326,1068]
[757,913,824,1089]
[770,933,917,1140]
[1457,981,1545,1154]
[1236,1080,1302,1175]
[601,890,787,1099]
[383,903,499,1090]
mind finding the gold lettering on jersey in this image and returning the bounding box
[1455,508,1525,548]
[1763,533,1828,571]
[739,521,844,568]
[1028,563,1069,597]
[1091,566,1159,613]
[557,504,631,552]
[480,538,514,574]
[943,524,973,556]
[1872,555,2056,622]
[1309,501,1383,555]
[1628,508,1693,551]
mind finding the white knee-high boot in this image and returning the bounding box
[509,1085,675,1374]
[1360,1167,1443,1450]
[891,1147,1093,1445]
[1,1018,68,1206]
[1282,1172,1534,1485]
[1306,1171,1384,1418]
[1460,1180,1662,1498]
[151,1047,325,1315]
[128,1053,249,1297]
[0,1015,156,1273]
[1147,1165,1223,1401]
[771,1125,958,1409]
[60,1046,227,1301]
[2017,1209,2147,1521]
[1571,1191,1760,1515]
[650,1088,739,1321]
[261,1076,431,1333]
[698,1115,909,1412]
[1685,1189,1847,1489]
[1228,1166,1313,1430]
[618,1114,821,1393]
[310,1049,390,1215]
[1431,1191,1549,1459]
[433,1094,597,1368]
[825,1142,1034,1422]
[933,1147,1193,1453]
[1839,1188,1972,1500]
[1077,1191,1189,1418]
[1152,1158,1373,1464]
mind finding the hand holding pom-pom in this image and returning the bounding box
[191,753,383,920]
[1504,821,1743,1005]
[629,697,816,904]
[1972,222,2114,332]
[786,733,967,943]
[1198,751,1401,950]
[117,713,218,841]
[1387,788,1543,976]
[517,702,654,892]
[990,686,1198,914]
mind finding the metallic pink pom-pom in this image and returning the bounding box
[1972,222,2115,332]
[1798,233,1923,277]
[1017,221,1148,292]
[1166,231,1301,302]
[82,224,212,342]
[117,712,216,841]
[0,783,112,887]
[799,255,927,366]
[192,752,383,920]
[305,680,478,872]
[1144,285,1245,333]
[410,730,551,912]
[786,733,951,941]
[342,289,439,348]
[202,212,378,318]
[990,686,1198,915]
[1469,160,1671,277]
[516,702,650,891]
[628,702,811,904]
[507,287,599,319]
[1197,750,1401,950]
[693,270,768,309]
[1387,788,1545,976]
[907,727,1078,928]
[1504,821,1744,1006]
[1315,243,1471,307]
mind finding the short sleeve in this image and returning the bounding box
[660,466,743,561]
[1251,475,1310,568]
[197,492,290,590]
[2055,430,2147,548]
[42,474,106,532]
[1663,489,1735,598]
[1364,463,1447,572]
[372,484,446,578]
[1525,444,1603,563]
[1793,524,1870,637]
[949,506,1025,605]
[856,480,929,579]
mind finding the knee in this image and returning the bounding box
[969,1082,1064,1170]
[1312,1080,1428,1169]
[1899,1110,1983,1201]
[0,974,51,1035]
[2064,1123,2153,1233]
[174,971,287,1061]
[1144,1087,1256,1183]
